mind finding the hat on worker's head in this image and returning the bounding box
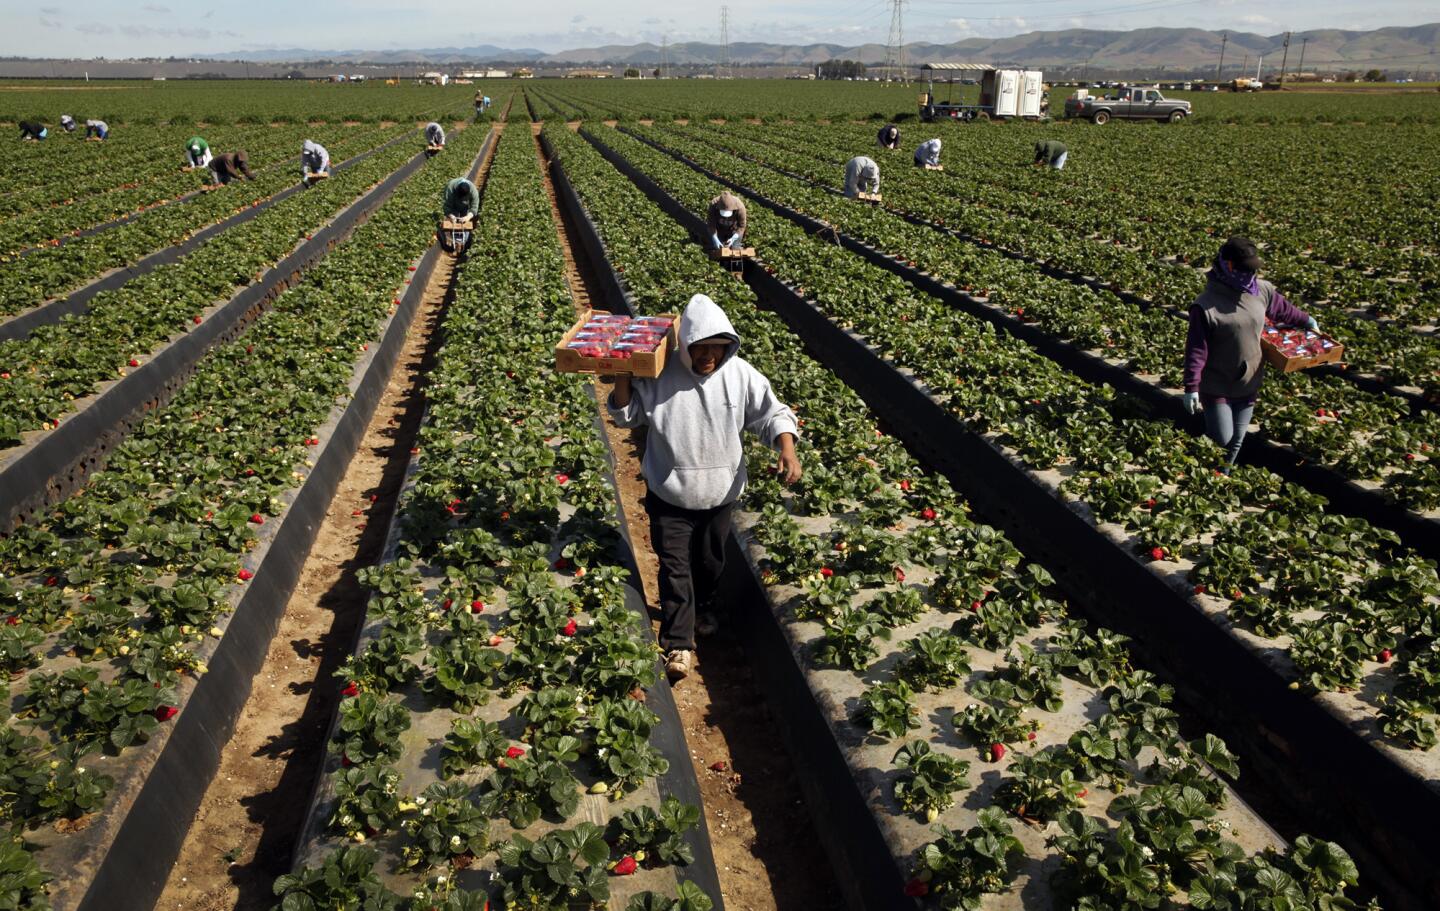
[719,209,734,218]
[1219,236,1263,272]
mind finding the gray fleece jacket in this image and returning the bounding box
[607,294,799,511]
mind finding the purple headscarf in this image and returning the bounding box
[1208,255,1259,295]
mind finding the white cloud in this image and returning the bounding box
[141,3,171,12]
[74,22,115,34]
[38,16,63,29]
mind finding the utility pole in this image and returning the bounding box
[1278,32,1291,87]
[883,0,906,82]
[1241,52,1248,78]
[661,33,668,79]
[1296,36,1308,80]
[718,6,730,80]
[1217,32,1227,81]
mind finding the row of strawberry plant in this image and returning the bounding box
[637,123,1440,514]
[705,121,1440,382]
[0,120,407,234]
[277,125,718,911]
[0,124,494,910]
[0,121,425,317]
[0,120,428,257]
[0,126,440,448]
[542,122,1383,911]
[587,124,1440,757]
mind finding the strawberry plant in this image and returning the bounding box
[815,605,890,670]
[892,740,971,823]
[494,822,611,910]
[328,764,403,838]
[854,679,922,740]
[896,628,972,692]
[439,717,509,780]
[913,808,1023,910]
[272,845,400,911]
[613,796,702,868]
[399,781,491,871]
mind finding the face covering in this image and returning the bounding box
[1210,255,1259,295]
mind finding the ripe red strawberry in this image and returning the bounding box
[562,618,578,637]
[5,616,20,626]
[820,567,834,578]
[903,879,929,898]
[1149,546,1165,561]
[193,315,203,324]
[1076,788,1088,799]
[969,600,981,612]
[443,598,453,610]
[250,513,264,524]
[489,635,503,646]
[894,567,906,583]
[506,746,525,759]
[899,479,911,491]
[471,599,484,613]
[1316,408,1326,417]
[45,576,58,587]
[709,760,728,771]
[128,358,140,367]
[613,856,637,876]
[154,705,178,721]
[1145,498,1157,509]
[1027,732,1037,741]
[408,266,417,272]
[1405,453,1418,461]
[988,743,1006,761]
[555,473,569,485]
[1378,649,1393,663]
[237,568,254,581]
[553,558,571,571]
[1194,584,1207,595]
[341,682,360,697]
[921,507,937,521]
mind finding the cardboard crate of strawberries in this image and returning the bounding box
[1260,321,1345,373]
[554,309,679,378]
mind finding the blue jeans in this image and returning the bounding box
[1203,399,1255,465]
[1052,151,1068,170]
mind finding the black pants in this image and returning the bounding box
[646,491,734,652]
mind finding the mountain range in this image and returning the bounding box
[199,23,1440,71]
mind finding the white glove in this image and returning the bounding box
[1305,316,1320,332]
[1182,392,1201,415]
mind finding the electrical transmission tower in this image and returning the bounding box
[883,0,907,82]
[718,7,730,80]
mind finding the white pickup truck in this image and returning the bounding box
[1064,85,1192,124]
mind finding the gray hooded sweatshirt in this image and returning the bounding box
[425,122,445,145]
[844,156,880,198]
[914,138,942,166]
[607,294,799,511]
[301,139,330,174]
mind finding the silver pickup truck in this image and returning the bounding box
[1064,85,1192,124]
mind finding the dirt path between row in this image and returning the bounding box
[533,122,842,911]
[156,127,503,911]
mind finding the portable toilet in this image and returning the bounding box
[1020,71,1044,117]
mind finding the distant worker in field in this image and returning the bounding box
[186,136,212,169]
[843,155,880,198]
[483,95,491,111]
[1182,236,1319,471]
[877,123,901,150]
[301,139,330,182]
[1033,139,1068,170]
[425,121,445,148]
[59,114,77,133]
[608,294,802,682]
[85,119,109,140]
[18,120,47,141]
[914,137,942,168]
[706,192,748,252]
[474,90,485,116]
[209,150,253,185]
[443,177,479,222]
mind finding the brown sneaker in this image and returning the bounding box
[664,649,695,681]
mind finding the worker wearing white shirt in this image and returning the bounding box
[843,156,880,198]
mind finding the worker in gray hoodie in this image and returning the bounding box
[608,294,802,681]
[844,155,880,198]
[425,121,445,148]
[301,139,330,182]
[914,137,942,168]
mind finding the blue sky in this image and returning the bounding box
[7,1,1438,56]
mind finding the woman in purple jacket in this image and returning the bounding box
[1182,236,1317,470]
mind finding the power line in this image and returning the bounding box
[884,0,907,81]
[718,6,729,79]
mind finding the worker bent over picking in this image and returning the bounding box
[59,114,76,133]
[443,177,479,222]
[209,150,252,185]
[186,136,212,169]
[844,156,880,198]
[85,120,109,140]
[877,123,901,150]
[608,294,802,681]
[425,122,445,148]
[1182,236,1317,471]
[1034,139,1067,170]
[914,137,942,168]
[707,192,747,252]
[301,139,330,182]
[18,121,47,141]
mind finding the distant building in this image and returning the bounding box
[566,69,614,78]
[514,67,535,78]
[421,71,449,85]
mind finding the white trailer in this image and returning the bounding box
[920,64,1046,121]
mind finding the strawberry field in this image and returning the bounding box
[1,78,1438,911]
